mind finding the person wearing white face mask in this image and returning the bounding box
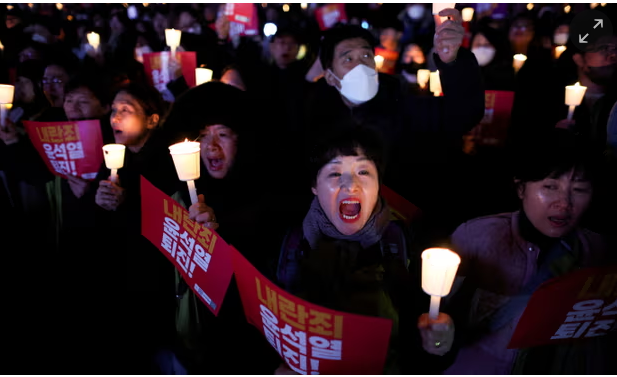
[304,13,485,243]
[469,21,516,91]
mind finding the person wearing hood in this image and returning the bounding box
[304,11,485,245]
[160,81,285,375]
[470,18,516,91]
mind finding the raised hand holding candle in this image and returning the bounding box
[0,84,15,131]
[165,28,182,58]
[421,248,461,319]
[417,69,430,89]
[87,32,100,52]
[102,144,126,183]
[513,54,527,73]
[565,82,587,120]
[429,71,442,97]
[169,139,201,205]
[196,67,213,86]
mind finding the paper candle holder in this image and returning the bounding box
[87,32,100,50]
[462,7,474,22]
[165,28,182,48]
[513,54,527,73]
[196,68,214,86]
[0,84,15,104]
[429,71,442,96]
[421,248,461,297]
[169,140,201,182]
[565,82,587,107]
[102,144,126,169]
[432,3,456,15]
[417,69,430,89]
[102,144,125,184]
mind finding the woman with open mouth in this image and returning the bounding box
[275,126,457,374]
[444,128,611,375]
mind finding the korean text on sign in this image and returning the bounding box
[551,298,617,340]
[140,176,235,316]
[161,198,218,279]
[24,120,103,180]
[257,277,344,375]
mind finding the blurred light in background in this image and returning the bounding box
[301,3,308,10]
[361,20,369,29]
[297,44,307,60]
[527,3,534,10]
[564,5,571,13]
[56,3,63,10]
[282,4,290,12]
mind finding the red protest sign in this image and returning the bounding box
[315,4,348,31]
[227,3,259,37]
[23,120,104,181]
[230,246,392,375]
[380,184,423,226]
[225,3,253,25]
[470,90,515,147]
[142,51,197,91]
[140,176,234,316]
[508,265,617,349]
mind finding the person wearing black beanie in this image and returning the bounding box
[161,81,285,375]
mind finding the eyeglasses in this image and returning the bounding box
[41,77,64,85]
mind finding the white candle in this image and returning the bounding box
[195,68,213,86]
[417,69,430,89]
[462,7,474,22]
[169,139,201,205]
[102,144,126,183]
[165,28,182,57]
[421,248,461,319]
[513,54,527,73]
[565,82,587,120]
[432,3,456,15]
[374,55,385,70]
[554,45,567,59]
[87,32,100,51]
[0,84,14,130]
[429,71,442,97]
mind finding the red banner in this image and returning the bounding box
[142,51,197,92]
[227,3,259,37]
[230,246,392,375]
[315,4,348,31]
[465,90,515,150]
[140,176,234,316]
[380,184,422,226]
[23,120,104,181]
[508,265,617,349]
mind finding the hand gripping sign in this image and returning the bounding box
[23,120,104,180]
[140,176,234,316]
[230,247,393,375]
[509,265,617,349]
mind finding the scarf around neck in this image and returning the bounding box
[302,196,391,249]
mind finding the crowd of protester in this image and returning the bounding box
[1,2,617,374]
